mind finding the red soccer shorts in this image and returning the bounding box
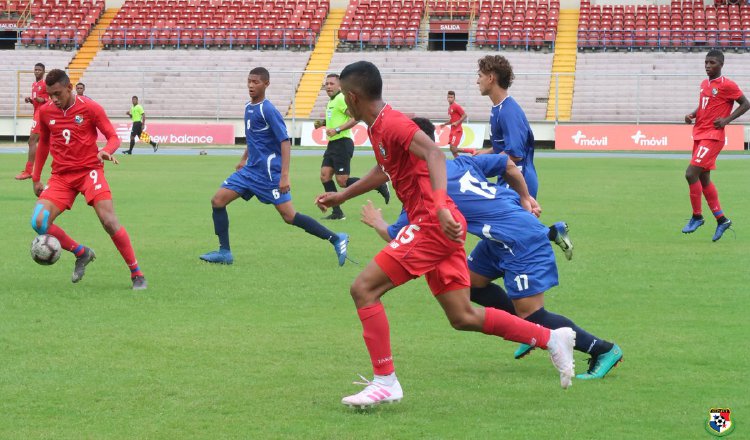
[374,210,470,295]
[449,127,463,147]
[30,110,40,135]
[39,167,112,211]
[691,138,724,170]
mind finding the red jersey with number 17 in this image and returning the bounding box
[368,104,458,222]
[33,96,120,180]
[31,79,48,112]
[693,76,743,141]
[448,102,465,127]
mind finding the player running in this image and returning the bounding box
[30,69,147,290]
[682,49,749,241]
[315,73,390,220]
[438,90,467,157]
[316,61,576,409]
[363,117,622,380]
[473,55,574,261]
[16,63,48,180]
[199,67,349,266]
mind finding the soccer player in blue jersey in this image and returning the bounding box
[199,67,349,266]
[362,117,622,380]
[472,55,573,262]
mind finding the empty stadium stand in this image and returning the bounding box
[475,0,559,50]
[0,48,78,116]
[78,49,311,118]
[101,0,327,49]
[18,0,105,49]
[572,52,750,122]
[338,0,424,48]
[310,51,553,121]
[578,0,750,51]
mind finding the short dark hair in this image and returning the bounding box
[478,55,514,89]
[132,95,138,99]
[706,49,724,64]
[447,91,455,96]
[411,117,435,141]
[45,69,69,87]
[76,82,85,87]
[340,61,382,100]
[250,67,270,82]
[326,73,340,79]
[34,62,45,70]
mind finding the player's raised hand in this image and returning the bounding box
[315,192,342,212]
[360,200,384,229]
[97,150,119,165]
[437,208,464,243]
[685,113,695,124]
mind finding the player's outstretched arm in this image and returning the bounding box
[92,100,121,156]
[360,200,393,242]
[32,117,51,191]
[279,139,291,193]
[236,149,248,170]
[409,130,463,243]
[685,107,698,124]
[504,160,541,217]
[317,165,388,211]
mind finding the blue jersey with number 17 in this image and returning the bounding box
[389,155,548,257]
[241,99,290,184]
[490,96,538,198]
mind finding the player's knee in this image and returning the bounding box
[349,278,376,304]
[446,311,477,331]
[210,195,225,208]
[336,175,348,187]
[30,204,49,234]
[99,216,120,235]
[280,212,295,224]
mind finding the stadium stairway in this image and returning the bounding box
[288,8,345,117]
[67,8,118,85]
[546,8,578,121]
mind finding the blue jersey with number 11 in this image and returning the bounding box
[242,99,289,184]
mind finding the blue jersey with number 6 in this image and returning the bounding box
[241,99,289,185]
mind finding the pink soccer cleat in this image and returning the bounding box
[341,374,403,409]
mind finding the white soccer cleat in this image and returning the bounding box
[547,327,576,389]
[341,374,403,409]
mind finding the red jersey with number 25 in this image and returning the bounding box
[448,102,465,127]
[693,76,743,141]
[34,96,120,179]
[31,79,48,112]
[368,104,458,222]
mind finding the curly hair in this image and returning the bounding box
[478,55,514,89]
[44,69,69,87]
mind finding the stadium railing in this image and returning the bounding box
[578,28,750,51]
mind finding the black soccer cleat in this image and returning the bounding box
[377,182,391,204]
[71,247,95,283]
[132,275,148,290]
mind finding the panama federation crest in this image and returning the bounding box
[712,88,719,96]
[706,407,735,437]
[378,142,386,158]
[74,115,84,125]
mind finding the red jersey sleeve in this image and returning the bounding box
[453,103,465,116]
[724,79,743,102]
[32,107,50,182]
[385,115,419,153]
[91,100,121,154]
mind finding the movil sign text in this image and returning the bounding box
[571,130,608,146]
[631,130,667,146]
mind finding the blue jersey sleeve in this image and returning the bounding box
[387,208,409,240]
[263,101,290,145]
[498,108,530,159]
[467,154,507,179]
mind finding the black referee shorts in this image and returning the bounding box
[130,121,144,137]
[321,137,355,175]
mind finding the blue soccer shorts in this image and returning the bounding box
[221,170,291,205]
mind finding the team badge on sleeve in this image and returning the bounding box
[706,407,735,436]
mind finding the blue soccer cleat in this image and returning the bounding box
[682,217,705,233]
[552,221,573,261]
[332,233,349,267]
[199,249,234,265]
[712,219,732,242]
[576,344,623,380]
[514,343,535,359]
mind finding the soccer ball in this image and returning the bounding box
[30,234,61,265]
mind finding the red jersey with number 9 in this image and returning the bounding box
[693,76,743,141]
[34,96,120,178]
[368,104,458,222]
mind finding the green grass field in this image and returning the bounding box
[1,152,748,439]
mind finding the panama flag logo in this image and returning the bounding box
[706,408,735,436]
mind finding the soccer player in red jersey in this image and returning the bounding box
[16,63,48,180]
[439,90,466,157]
[316,61,575,409]
[30,69,148,290]
[682,50,749,241]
